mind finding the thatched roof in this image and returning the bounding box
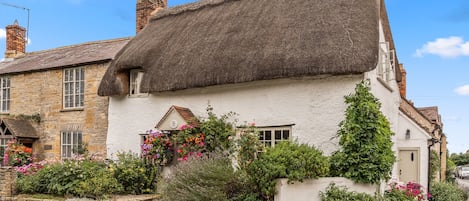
[1,118,39,139]
[0,38,130,75]
[99,0,382,96]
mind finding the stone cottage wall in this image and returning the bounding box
[8,63,110,160]
[0,167,16,198]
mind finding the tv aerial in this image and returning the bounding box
[0,2,30,50]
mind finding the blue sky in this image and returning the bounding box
[0,0,468,153]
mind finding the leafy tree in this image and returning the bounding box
[330,81,395,184]
[449,152,469,166]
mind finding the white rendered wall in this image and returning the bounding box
[396,111,431,189]
[275,178,377,201]
[106,75,362,158]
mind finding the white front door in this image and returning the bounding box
[399,150,419,183]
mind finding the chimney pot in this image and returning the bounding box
[5,20,26,59]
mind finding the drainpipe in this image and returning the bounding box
[427,125,441,200]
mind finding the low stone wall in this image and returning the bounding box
[0,166,17,198]
[275,177,377,201]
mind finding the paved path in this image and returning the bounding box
[456,178,469,201]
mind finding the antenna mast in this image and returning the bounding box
[0,2,30,51]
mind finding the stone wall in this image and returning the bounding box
[6,62,110,160]
[0,167,16,198]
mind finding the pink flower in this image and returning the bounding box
[199,142,204,147]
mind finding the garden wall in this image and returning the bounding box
[275,177,377,201]
[0,166,16,198]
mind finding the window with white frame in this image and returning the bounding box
[258,126,291,147]
[63,67,84,109]
[61,131,83,159]
[0,77,10,113]
[0,138,9,162]
[377,42,395,83]
[129,69,145,96]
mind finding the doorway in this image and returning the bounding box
[398,149,420,183]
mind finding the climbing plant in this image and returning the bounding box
[330,81,395,184]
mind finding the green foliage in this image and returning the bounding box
[383,189,415,201]
[76,167,123,198]
[319,183,376,201]
[450,152,469,166]
[234,125,263,170]
[247,141,329,200]
[112,152,160,194]
[330,81,395,184]
[200,105,236,153]
[161,155,258,201]
[430,150,440,182]
[430,182,468,201]
[17,153,157,198]
[446,155,456,183]
[16,159,122,198]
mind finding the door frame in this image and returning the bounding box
[398,147,421,184]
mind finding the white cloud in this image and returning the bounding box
[414,36,469,58]
[455,85,469,96]
[0,28,5,39]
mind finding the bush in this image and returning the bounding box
[76,167,123,198]
[112,152,160,194]
[383,181,425,201]
[160,155,256,201]
[320,183,376,201]
[246,141,329,200]
[330,81,395,184]
[16,159,122,198]
[430,182,467,201]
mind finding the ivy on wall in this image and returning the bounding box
[330,81,396,184]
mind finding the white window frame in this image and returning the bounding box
[61,131,83,159]
[377,42,395,82]
[63,67,84,109]
[258,126,291,147]
[0,77,10,113]
[129,69,146,97]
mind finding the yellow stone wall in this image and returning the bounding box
[5,62,109,160]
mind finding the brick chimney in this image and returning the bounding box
[5,20,26,59]
[398,64,407,98]
[136,0,167,33]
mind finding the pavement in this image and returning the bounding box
[456,178,469,201]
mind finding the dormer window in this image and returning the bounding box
[378,42,394,81]
[129,69,145,96]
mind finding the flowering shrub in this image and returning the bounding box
[234,123,262,170]
[14,161,47,175]
[174,124,205,161]
[141,129,173,166]
[3,139,33,166]
[385,181,426,201]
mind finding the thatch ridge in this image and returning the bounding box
[99,0,380,96]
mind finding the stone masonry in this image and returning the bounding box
[5,63,109,160]
[0,167,16,198]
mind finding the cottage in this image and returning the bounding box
[0,20,129,160]
[99,0,402,162]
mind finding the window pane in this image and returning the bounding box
[275,130,282,140]
[265,131,271,140]
[283,130,290,140]
[259,131,264,140]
